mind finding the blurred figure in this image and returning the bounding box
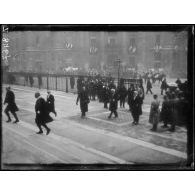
[131,90,142,125]
[161,77,168,95]
[118,84,127,108]
[149,94,160,131]
[4,86,19,123]
[108,89,118,119]
[146,78,153,94]
[168,93,179,132]
[46,91,57,117]
[29,75,34,87]
[175,78,182,88]
[70,76,75,89]
[102,85,110,109]
[160,95,171,128]
[76,86,90,118]
[35,92,53,135]
[127,84,135,111]
[38,74,42,89]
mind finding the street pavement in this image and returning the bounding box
[1,82,187,169]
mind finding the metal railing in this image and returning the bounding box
[3,71,143,93]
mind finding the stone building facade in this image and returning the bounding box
[6,31,187,77]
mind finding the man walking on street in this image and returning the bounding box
[76,86,90,118]
[146,78,153,94]
[46,91,57,117]
[35,92,53,135]
[4,86,19,123]
[108,89,119,119]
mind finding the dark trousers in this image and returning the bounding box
[146,88,153,94]
[81,111,86,117]
[152,124,157,131]
[120,99,125,108]
[4,108,19,121]
[109,110,118,118]
[131,111,139,123]
[36,122,50,133]
[104,102,108,108]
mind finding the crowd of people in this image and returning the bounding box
[3,69,188,135]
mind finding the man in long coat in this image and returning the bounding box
[131,90,142,125]
[35,92,53,135]
[160,95,171,128]
[46,91,57,116]
[4,86,19,123]
[76,86,90,118]
[108,89,119,119]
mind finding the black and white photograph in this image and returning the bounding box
[1,24,194,170]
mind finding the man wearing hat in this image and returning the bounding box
[35,92,53,135]
[108,88,119,119]
[46,91,57,117]
[4,86,19,123]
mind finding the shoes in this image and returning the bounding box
[6,119,11,123]
[169,128,175,132]
[46,129,51,135]
[132,121,135,125]
[55,112,57,117]
[150,128,156,131]
[36,131,43,134]
[108,116,111,119]
[13,120,19,123]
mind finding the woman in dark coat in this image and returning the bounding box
[149,94,160,131]
[35,92,53,135]
[76,86,90,118]
[4,86,19,123]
